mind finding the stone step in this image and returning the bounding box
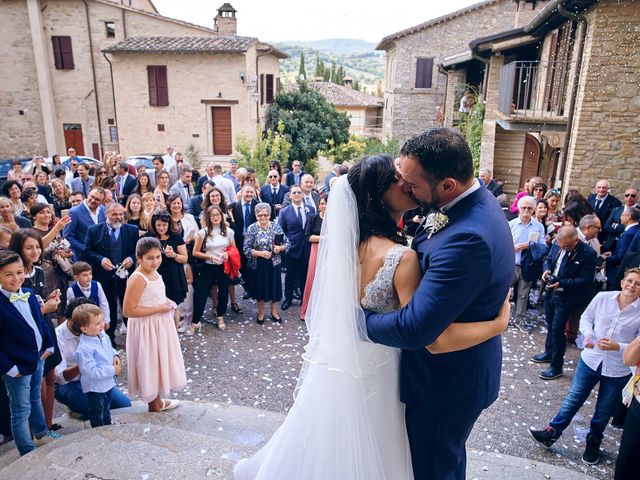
[0,401,599,480]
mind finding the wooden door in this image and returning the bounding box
[63,124,84,155]
[519,134,541,190]
[212,107,232,155]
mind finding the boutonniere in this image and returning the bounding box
[424,211,450,239]
[304,207,311,214]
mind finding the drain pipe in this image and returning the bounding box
[255,45,274,125]
[438,65,450,126]
[103,52,120,152]
[555,2,588,190]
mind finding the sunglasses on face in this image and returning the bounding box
[625,194,637,198]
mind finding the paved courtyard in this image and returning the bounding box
[105,296,621,480]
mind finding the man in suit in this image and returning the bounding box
[604,206,640,289]
[479,168,503,197]
[260,170,289,220]
[278,184,313,311]
[230,185,258,299]
[365,128,515,480]
[69,163,94,198]
[285,160,304,187]
[532,226,596,379]
[64,187,107,260]
[588,179,621,244]
[168,166,193,207]
[195,163,216,195]
[603,187,638,252]
[114,161,137,205]
[81,203,138,348]
[282,174,319,211]
[189,180,216,227]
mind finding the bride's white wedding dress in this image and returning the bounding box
[234,176,413,480]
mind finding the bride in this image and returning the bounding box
[234,155,509,479]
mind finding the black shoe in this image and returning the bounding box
[531,353,552,363]
[582,434,601,465]
[281,299,291,311]
[256,316,265,325]
[566,338,578,347]
[242,292,251,300]
[271,313,282,324]
[539,367,563,380]
[528,426,559,448]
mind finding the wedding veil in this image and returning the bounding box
[234,175,391,479]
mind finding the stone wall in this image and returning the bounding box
[381,0,549,145]
[111,49,280,159]
[0,0,220,159]
[564,0,640,197]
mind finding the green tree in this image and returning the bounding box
[314,54,324,78]
[323,68,330,82]
[330,59,336,83]
[235,121,291,181]
[352,79,361,91]
[324,134,367,164]
[267,82,350,169]
[335,64,345,85]
[458,85,483,173]
[298,51,306,80]
[362,137,401,158]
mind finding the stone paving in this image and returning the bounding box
[2,294,621,479]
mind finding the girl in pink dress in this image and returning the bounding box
[123,237,186,412]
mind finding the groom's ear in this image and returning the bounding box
[441,178,456,192]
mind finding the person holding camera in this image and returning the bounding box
[81,203,139,348]
[532,226,597,380]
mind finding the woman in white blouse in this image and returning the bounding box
[191,205,234,332]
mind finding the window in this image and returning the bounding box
[415,58,433,89]
[265,74,274,104]
[51,36,74,70]
[260,74,264,105]
[109,126,118,143]
[147,66,169,106]
[105,22,115,38]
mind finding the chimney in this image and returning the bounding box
[214,3,237,36]
[344,77,353,89]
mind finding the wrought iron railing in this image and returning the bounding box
[498,60,572,120]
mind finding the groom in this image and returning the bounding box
[366,128,515,480]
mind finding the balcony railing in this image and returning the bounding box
[498,60,572,122]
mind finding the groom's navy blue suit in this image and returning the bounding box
[366,184,515,480]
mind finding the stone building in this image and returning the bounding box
[458,0,639,198]
[1,0,285,162]
[286,80,384,140]
[377,0,547,145]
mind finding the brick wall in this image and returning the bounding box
[564,0,640,197]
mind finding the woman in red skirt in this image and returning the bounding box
[300,196,327,321]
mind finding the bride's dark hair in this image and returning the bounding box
[347,154,407,245]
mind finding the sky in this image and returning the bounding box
[151,0,485,43]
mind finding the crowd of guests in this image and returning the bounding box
[489,172,640,475]
[1,152,638,478]
[0,146,342,458]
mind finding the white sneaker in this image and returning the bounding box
[178,323,189,333]
[118,323,127,334]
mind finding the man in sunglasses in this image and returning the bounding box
[603,187,639,252]
[260,170,288,220]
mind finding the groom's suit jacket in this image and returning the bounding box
[366,184,515,412]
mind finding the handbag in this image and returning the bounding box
[622,362,640,407]
[191,229,208,276]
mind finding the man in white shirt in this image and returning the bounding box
[162,145,177,177]
[211,164,237,204]
[509,196,546,330]
[529,268,640,466]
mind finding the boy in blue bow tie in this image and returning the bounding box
[0,250,63,455]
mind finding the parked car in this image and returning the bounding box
[126,154,162,171]
[0,157,32,188]
[22,155,103,175]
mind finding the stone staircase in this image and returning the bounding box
[0,401,598,480]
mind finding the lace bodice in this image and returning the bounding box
[361,244,409,313]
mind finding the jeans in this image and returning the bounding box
[54,380,131,415]
[543,294,575,370]
[550,359,631,441]
[1,360,47,456]
[86,389,112,428]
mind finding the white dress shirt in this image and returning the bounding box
[509,217,547,266]
[83,200,100,224]
[580,291,640,377]
[66,282,110,325]
[441,179,481,212]
[212,175,237,205]
[54,321,81,385]
[162,153,177,175]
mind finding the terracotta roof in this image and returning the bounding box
[104,35,258,54]
[287,81,383,108]
[376,0,500,50]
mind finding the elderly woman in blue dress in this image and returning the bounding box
[243,202,289,325]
